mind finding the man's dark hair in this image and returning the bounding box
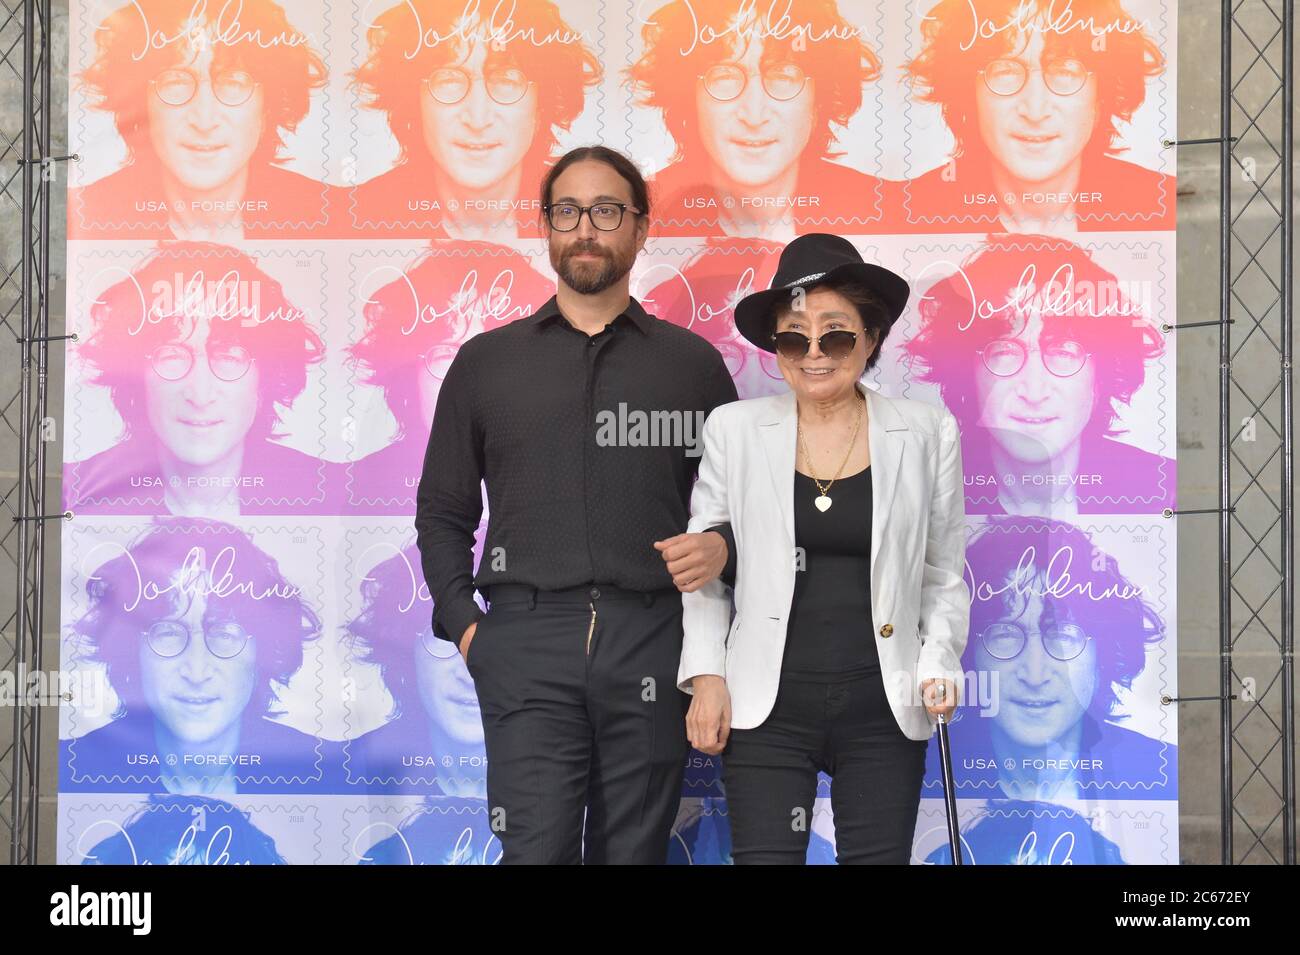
[539,146,651,224]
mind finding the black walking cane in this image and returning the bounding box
[934,683,964,865]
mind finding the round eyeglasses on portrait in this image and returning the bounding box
[771,329,860,362]
[758,349,786,380]
[699,61,808,102]
[423,66,532,106]
[142,619,252,660]
[544,202,639,232]
[712,339,748,377]
[979,621,1091,662]
[147,342,255,382]
[150,67,259,108]
[976,338,1089,378]
[978,57,1092,97]
[420,626,462,660]
[422,344,459,380]
[713,338,787,381]
[712,338,783,381]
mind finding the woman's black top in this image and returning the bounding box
[781,467,879,679]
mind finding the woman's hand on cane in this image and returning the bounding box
[921,678,958,721]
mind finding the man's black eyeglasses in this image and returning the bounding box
[545,202,639,232]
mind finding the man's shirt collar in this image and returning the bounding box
[528,295,652,334]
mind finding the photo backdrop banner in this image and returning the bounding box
[60,0,1178,865]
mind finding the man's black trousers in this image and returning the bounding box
[466,583,688,864]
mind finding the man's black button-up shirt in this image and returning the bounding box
[416,294,739,643]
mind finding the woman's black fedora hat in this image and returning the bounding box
[733,233,910,354]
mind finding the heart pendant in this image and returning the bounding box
[814,495,832,512]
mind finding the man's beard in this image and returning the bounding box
[551,239,635,295]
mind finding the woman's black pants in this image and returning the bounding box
[722,669,929,864]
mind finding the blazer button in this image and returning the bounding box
[879,623,893,638]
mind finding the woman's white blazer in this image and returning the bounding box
[678,383,970,741]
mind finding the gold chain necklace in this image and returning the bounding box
[796,392,865,512]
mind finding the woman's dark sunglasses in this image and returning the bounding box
[771,329,859,361]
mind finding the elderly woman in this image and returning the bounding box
[679,233,970,864]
